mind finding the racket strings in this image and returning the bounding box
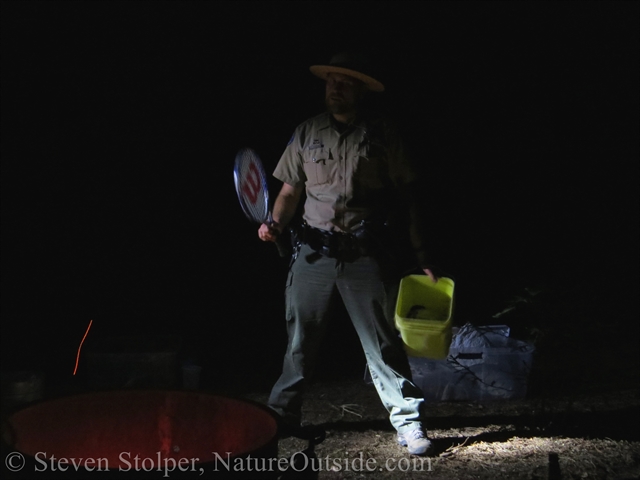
[235,149,269,224]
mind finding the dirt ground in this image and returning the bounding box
[242,380,639,480]
[237,283,640,480]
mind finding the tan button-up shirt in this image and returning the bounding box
[273,112,418,233]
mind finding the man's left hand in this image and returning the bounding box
[423,268,438,283]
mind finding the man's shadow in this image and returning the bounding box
[277,425,327,480]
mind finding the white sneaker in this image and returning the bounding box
[397,427,432,455]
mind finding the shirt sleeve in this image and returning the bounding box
[384,120,418,187]
[273,127,306,187]
[385,120,432,269]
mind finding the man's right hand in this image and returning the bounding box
[258,183,302,243]
[258,223,282,242]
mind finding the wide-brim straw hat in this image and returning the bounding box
[309,51,385,92]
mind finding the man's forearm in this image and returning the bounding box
[403,181,430,268]
[272,183,303,230]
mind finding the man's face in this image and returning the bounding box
[325,72,366,116]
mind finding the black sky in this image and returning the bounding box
[1,1,638,386]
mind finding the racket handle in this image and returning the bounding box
[274,238,289,258]
[267,213,289,258]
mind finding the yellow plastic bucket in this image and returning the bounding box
[395,275,455,359]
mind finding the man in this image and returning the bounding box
[258,51,437,456]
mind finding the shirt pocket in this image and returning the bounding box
[355,143,387,189]
[303,147,336,186]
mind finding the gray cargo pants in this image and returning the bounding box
[268,243,426,434]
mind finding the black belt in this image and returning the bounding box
[295,223,387,262]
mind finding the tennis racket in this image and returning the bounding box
[234,147,288,257]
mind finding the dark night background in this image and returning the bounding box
[1,1,638,393]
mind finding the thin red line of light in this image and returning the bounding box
[73,319,93,375]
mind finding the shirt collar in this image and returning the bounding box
[319,112,368,134]
[316,112,332,131]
